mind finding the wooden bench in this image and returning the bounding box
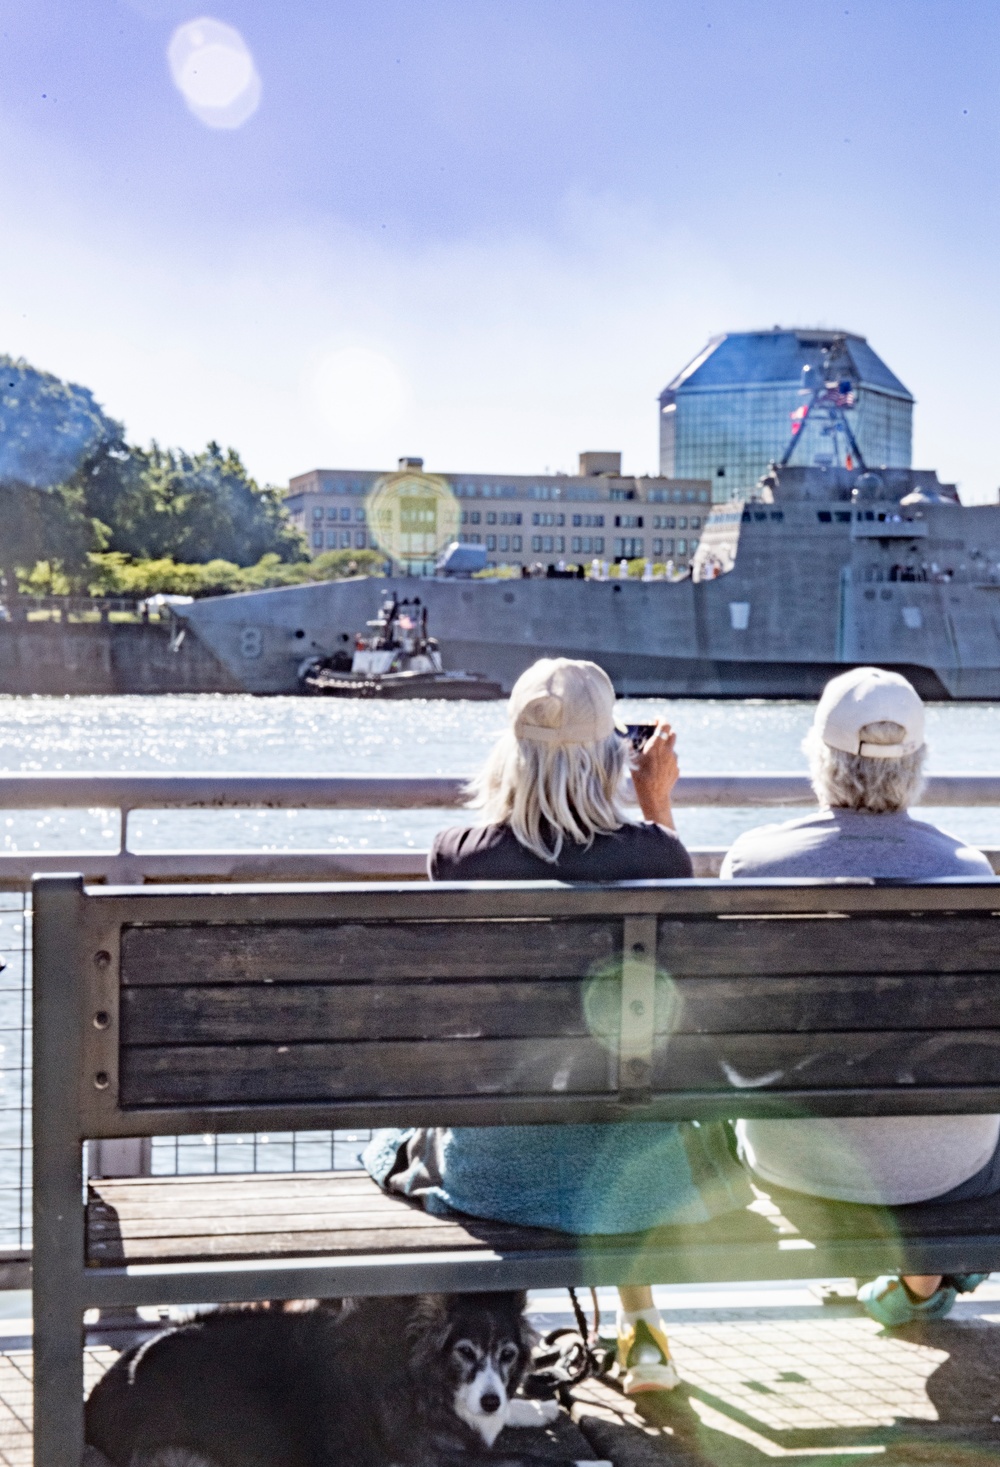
[32,871,1000,1466]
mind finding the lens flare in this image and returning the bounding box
[168,18,261,129]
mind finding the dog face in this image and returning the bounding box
[408,1292,534,1448]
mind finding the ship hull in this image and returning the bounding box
[173,478,1000,700]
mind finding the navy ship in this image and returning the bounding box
[174,458,1000,700]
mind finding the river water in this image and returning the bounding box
[1,692,1000,854]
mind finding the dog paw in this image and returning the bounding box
[506,1397,561,1426]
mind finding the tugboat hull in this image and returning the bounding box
[302,671,503,699]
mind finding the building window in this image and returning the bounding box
[594,537,604,553]
[486,512,496,525]
[313,507,323,520]
[542,535,553,553]
[499,535,509,552]
[470,511,481,524]
[613,537,644,558]
[653,538,663,555]
[340,507,351,522]
[556,537,565,552]
[326,530,337,548]
[691,516,701,529]
[341,530,351,548]
[676,539,687,554]
[664,539,674,554]
[355,530,366,548]
[512,536,522,551]
[313,531,323,547]
[326,506,337,520]
[678,516,687,529]
[468,534,481,544]
[571,536,581,553]
[614,515,643,529]
[356,508,366,522]
[486,534,496,550]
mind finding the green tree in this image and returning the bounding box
[129,442,305,564]
[0,357,118,611]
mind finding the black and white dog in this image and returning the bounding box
[85,1293,606,1467]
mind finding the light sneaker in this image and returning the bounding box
[858,1275,959,1327]
[616,1317,680,1395]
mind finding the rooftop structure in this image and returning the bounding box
[286,453,711,574]
[659,328,914,501]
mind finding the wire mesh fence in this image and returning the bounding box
[0,892,371,1257]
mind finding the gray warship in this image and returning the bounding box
[175,458,1000,699]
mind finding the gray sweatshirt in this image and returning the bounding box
[722,807,999,1205]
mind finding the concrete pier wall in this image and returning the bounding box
[0,622,241,695]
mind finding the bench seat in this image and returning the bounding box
[84,1169,1000,1297]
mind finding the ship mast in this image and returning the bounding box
[779,335,867,472]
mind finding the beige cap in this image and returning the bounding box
[814,666,925,759]
[509,658,616,746]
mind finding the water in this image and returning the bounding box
[0,693,999,854]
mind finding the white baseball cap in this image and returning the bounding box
[509,658,616,746]
[814,666,925,759]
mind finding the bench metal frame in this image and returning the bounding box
[32,871,1000,1466]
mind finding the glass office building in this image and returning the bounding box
[659,329,913,502]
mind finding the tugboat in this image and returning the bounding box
[299,594,503,699]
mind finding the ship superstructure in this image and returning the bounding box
[175,458,1000,700]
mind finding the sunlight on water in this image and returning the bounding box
[0,693,997,854]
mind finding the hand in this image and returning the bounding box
[630,717,679,829]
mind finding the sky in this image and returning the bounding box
[0,0,997,497]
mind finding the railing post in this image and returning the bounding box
[32,875,87,1467]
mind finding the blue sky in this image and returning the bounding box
[0,0,997,496]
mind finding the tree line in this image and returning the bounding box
[0,354,380,607]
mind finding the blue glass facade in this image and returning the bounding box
[659,330,913,501]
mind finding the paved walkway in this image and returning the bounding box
[0,1282,999,1464]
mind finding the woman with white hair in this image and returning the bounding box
[365,657,752,1395]
[723,666,999,1326]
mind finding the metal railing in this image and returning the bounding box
[0,770,999,885]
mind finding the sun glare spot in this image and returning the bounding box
[168,17,261,129]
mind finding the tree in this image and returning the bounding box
[0,355,120,488]
[0,356,307,598]
[0,357,118,610]
[130,442,305,564]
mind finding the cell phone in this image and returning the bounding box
[624,723,657,751]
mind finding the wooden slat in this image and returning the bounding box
[84,1170,786,1267]
[82,1169,1000,1271]
[119,1036,613,1108]
[122,969,1000,1048]
[120,914,1000,995]
[120,919,619,986]
[120,980,593,1045]
[648,1030,1000,1091]
[665,971,1000,1034]
[656,915,1000,975]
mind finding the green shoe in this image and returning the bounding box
[947,1272,988,1294]
[858,1275,957,1326]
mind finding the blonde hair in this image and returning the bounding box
[805,720,927,814]
[465,729,633,862]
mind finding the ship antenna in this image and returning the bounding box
[779,334,867,473]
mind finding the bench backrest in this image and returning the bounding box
[32,872,1000,1144]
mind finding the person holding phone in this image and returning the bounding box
[364,658,752,1395]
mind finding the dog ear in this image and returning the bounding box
[405,1294,451,1354]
